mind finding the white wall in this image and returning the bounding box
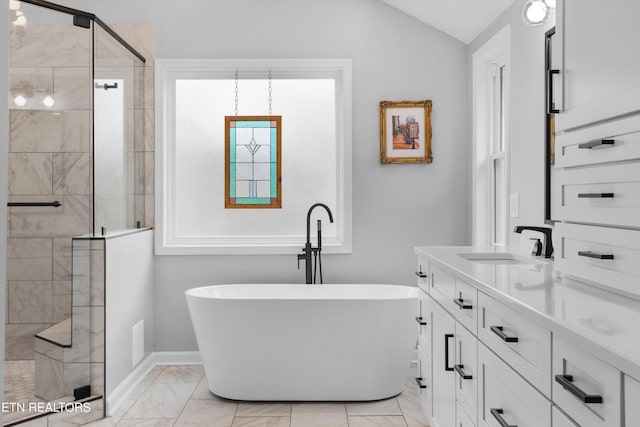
[105,230,154,400]
[43,0,470,351]
[469,0,555,250]
[1,1,9,421]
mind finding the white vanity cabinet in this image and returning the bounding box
[454,323,477,426]
[625,375,640,426]
[478,343,550,427]
[553,336,621,427]
[415,263,479,427]
[478,292,551,396]
[555,0,640,131]
[415,248,640,427]
[422,293,456,427]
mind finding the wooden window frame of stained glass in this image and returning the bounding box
[225,116,282,209]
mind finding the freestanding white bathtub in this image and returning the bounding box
[185,284,418,401]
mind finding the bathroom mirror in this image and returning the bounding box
[544,27,559,224]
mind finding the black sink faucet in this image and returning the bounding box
[513,226,554,259]
[297,203,334,284]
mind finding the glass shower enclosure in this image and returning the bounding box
[5,0,146,423]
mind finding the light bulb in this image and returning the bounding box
[522,0,549,26]
[527,1,547,22]
[42,95,55,108]
[14,94,27,107]
[544,0,556,8]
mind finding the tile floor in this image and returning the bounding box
[83,364,430,427]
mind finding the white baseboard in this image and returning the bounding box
[152,351,202,365]
[106,351,201,416]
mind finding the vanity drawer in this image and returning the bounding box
[555,114,640,168]
[625,375,640,426]
[478,342,551,427]
[457,402,474,427]
[430,263,457,314]
[555,222,640,298]
[553,336,620,427]
[454,278,478,335]
[416,258,430,293]
[555,162,640,228]
[552,406,579,427]
[417,346,431,414]
[455,323,477,426]
[478,292,551,397]
[417,290,431,349]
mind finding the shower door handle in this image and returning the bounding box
[7,201,62,208]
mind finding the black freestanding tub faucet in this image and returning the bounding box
[297,203,334,284]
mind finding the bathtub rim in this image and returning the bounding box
[184,283,418,300]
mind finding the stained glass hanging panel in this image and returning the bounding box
[225,116,282,208]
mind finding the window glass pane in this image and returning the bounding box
[174,78,337,237]
[493,157,505,246]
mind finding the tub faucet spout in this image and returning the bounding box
[298,203,334,284]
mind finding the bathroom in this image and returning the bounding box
[2,0,640,426]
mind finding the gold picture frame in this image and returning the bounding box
[380,100,433,164]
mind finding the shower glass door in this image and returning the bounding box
[93,25,145,235]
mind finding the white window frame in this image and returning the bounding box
[155,58,352,255]
[472,26,510,248]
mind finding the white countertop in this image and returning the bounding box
[415,246,640,380]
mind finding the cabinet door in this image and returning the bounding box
[455,323,477,427]
[417,346,431,414]
[426,296,456,427]
[556,0,640,131]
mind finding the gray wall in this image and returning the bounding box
[1,1,9,420]
[41,0,470,351]
[468,0,555,248]
[105,230,154,402]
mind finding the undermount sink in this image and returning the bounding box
[458,252,541,265]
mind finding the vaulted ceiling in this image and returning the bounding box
[380,0,517,44]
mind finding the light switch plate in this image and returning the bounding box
[509,193,519,218]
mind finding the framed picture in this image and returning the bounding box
[225,116,282,208]
[380,100,432,164]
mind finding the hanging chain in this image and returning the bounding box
[268,69,272,116]
[234,69,239,116]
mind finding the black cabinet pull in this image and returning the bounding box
[491,408,517,427]
[415,271,427,278]
[415,316,427,326]
[453,298,472,309]
[7,201,62,208]
[578,139,615,149]
[555,374,603,404]
[454,364,472,380]
[547,69,560,114]
[490,326,518,343]
[444,334,454,372]
[577,193,614,198]
[415,377,427,389]
[578,251,614,260]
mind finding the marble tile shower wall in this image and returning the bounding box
[7,22,92,361]
[5,21,155,363]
